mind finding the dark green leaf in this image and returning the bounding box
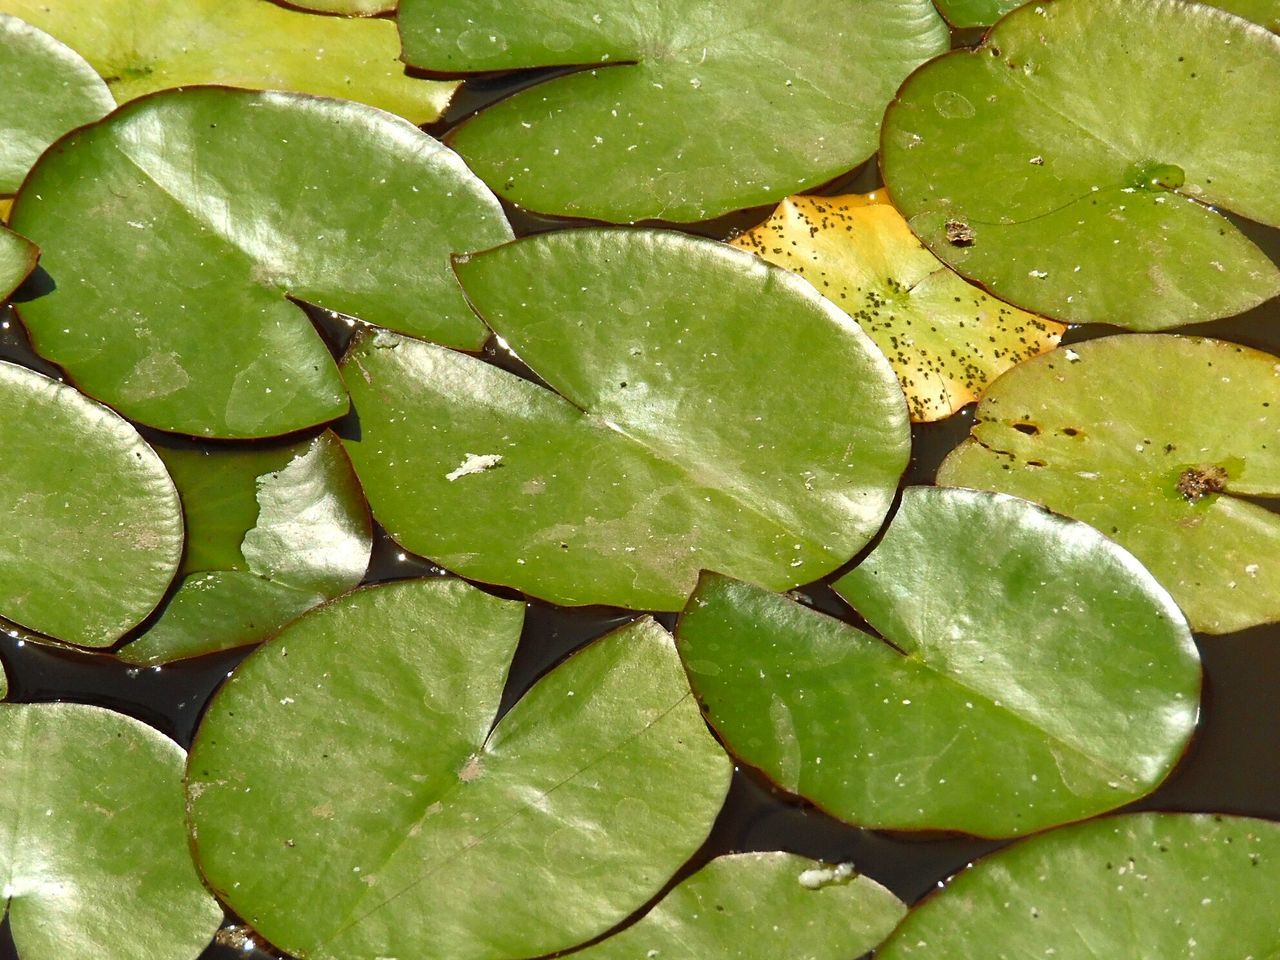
[400,0,949,221]
[882,0,1280,328]
[0,13,113,195]
[119,431,371,664]
[188,578,732,960]
[570,853,906,960]
[0,361,182,647]
[677,488,1200,837]
[0,0,455,123]
[938,334,1280,633]
[342,229,909,610]
[878,813,1280,960]
[0,702,223,960]
[11,87,512,437]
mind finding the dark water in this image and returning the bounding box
[2,26,1279,960]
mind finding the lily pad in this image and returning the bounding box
[341,229,909,610]
[0,0,454,123]
[881,0,1280,328]
[677,487,1200,837]
[732,192,1064,421]
[400,0,949,222]
[878,813,1280,960]
[0,14,113,195]
[0,702,223,960]
[0,361,182,647]
[119,431,371,664]
[188,578,732,960]
[938,334,1280,634]
[571,853,906,960]
[285,0,394,14]
[11,86,512,437]
[935,0,1280,29]
[0,224,37,301]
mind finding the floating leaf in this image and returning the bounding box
[119,431,371,664]
[342,229,909,610]
[938,334,1280,633]
[0,702,223,960]
[571,853,906,960]
[0,0,454,123]
[0,13,113,195]
[935,0,1280,28]
[0,659,6,698]
[0,361,182,647]
[11,87,512,437]
[285,0,394,13]
[399,0,949,222]
[677,488,1200,837]
[732,192,1064,421]
[188,578,732,960]
[0,224,36,300]
[881,0,1280,328]
[878,813,1280,959]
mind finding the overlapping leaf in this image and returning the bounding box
[939,334,1280,633]
[342,229,909,610]
[0,0,454,123]
[0,702,223,960]
[878,813,1280,959]
[934,0,1279,29]
[119,431,371,664]
[677,488,1200,837]
[287,0,394,13]
[399,0,949,222]
[188,578,732,960]
[882,0,1280,328]
[732,192,1063,420]
[11,86,512,437]
[0,225,36,300]
[570,853,906,960]
[0,361,182,647]
[0,14,113,195]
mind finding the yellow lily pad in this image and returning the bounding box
[732,193,1065,421]
[0,0,454,124]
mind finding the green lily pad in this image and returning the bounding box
[677,488,1200,837]
[11,86,512,437]
[0,14,113,195]
[938,334,1280,634]
[881,0,1280,328]
[286,0,394,14]
[935,0,1279,29]
[0,0,454,123]
[400,0,949,222]
[0,224,37,300]
[732,192,1064,422]
[341,229,910,610]
[571,853,906,960]
[119,431,371,664]
[878,812,1280,960]
[0,702,223,960]
[188,578,732,960]
[0,361,182,647]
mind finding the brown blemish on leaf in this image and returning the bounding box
[945,218,976,246]
[1176,464,1227,503]
[458,754,484,782]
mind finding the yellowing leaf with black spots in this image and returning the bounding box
[733,193,1064,421]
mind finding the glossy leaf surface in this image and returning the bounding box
[732,193,1063,421]
[0,14,113,194]
[571,853,905,960]
[0,361,181,647]
[0,0,454,123]
[401,0,949,222]
[342,229,909,610]
[678,488,1200,837]
[882,0,1280,328]
[119,431,371,664]
[11,87,512,437]
[939,335,1280,633]
[189,578,731,960]
[0,702,223,960]
[879,813,1280,960]
[0,225,37,301]
[936,0,1280,29]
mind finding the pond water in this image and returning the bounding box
[1,28,1278,960]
